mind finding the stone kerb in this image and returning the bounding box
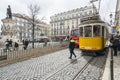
[0,44,68,67]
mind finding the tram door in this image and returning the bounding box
[101,26,104,49]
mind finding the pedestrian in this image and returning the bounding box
[22,39,24,44]
[14,41,19,51]
[118,35,120,51]
[69,38,76,59]
[23,39,29,50]
[9,39,13,47]
[110,35,119,56]
[105,39,110,52]
[44,39,47,47]
[5,39,11,52]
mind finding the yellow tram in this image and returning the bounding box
[79,15,109,55]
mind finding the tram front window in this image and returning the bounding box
[79,27,83,37]
[84,26,92,37]
[93,25,100,37]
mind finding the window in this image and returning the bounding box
[72,14,74,18]
[67,26,69,29]
[72,25,74,28]
[93,25,100,37]
[104,27,106,37]
[76,14,78,17]
[89,10,92,15]
[72,20,74,24]
[84,26,92,37]
[79,27,83,37]
[80,13,83,17]
[71,29,79,36]
[84,12,87,16]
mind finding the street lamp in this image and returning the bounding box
[110,13,113,25]
[109,13,114,80]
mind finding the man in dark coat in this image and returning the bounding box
[69,38,76,59]
[9,39,13,47]
[110,35,119,56]
[14,42,19,50]
[23,39,29,50]
[5,39,11,52]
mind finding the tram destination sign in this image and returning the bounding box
[81,16,99,23]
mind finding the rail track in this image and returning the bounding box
[45,54,106,80]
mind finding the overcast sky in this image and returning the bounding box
[0,0,117,25]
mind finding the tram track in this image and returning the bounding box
[45,55,94,80]
[74,55,107,80]
[45,54,106,80]
[45,56,83,79]
[73,57,94,80]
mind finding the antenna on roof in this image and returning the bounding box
[90,0,101,14]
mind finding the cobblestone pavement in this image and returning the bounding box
[75,56,106,80]
[114,54,120,80]
[0,49,106,80]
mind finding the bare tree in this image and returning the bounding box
[28,4,40,48]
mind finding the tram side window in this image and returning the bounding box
[72,30,79,36]
[84,26,92,37]
[93,25,100,37]
[104,27,107,38]
[79,27,83,37]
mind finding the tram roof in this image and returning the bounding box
[79,20,106,26]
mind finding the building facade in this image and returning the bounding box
[50,6,97,41]
[114,0,120,34]
[1,13,50,42]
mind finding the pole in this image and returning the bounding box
[98,0,101,14]
[115,0,119,26]
[110,13,114,80]
[32,16,35,48]
[110,48,114,80]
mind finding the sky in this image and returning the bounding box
[0,0,117,25]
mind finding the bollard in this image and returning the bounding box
[110,48,114,80]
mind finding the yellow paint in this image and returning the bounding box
[79,37,107,51]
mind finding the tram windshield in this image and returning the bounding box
[84,26,92,37]
[79,27,83,37]
[93,25,100,37]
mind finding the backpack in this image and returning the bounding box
[113,38,119,47]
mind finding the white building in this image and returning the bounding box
[114,0,120,34]
[1,13,50,42]
[50,5,97,41]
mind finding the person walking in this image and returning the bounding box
[9,39,13,47]
[105,38,110,52]
[44,39,47,47]
[110,35,119,56]
[69,38,76,59]
[23,39,29,50]
[14,41,19,51]
[5,39,11,52]
[118,35,120,51]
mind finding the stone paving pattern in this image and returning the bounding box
[0,49,81,80]
[102,49,120,80]
[76,56,106,80]
[114,54,120,80]
[0,49,107,80]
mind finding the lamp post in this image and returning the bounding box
[110,13,114,80]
